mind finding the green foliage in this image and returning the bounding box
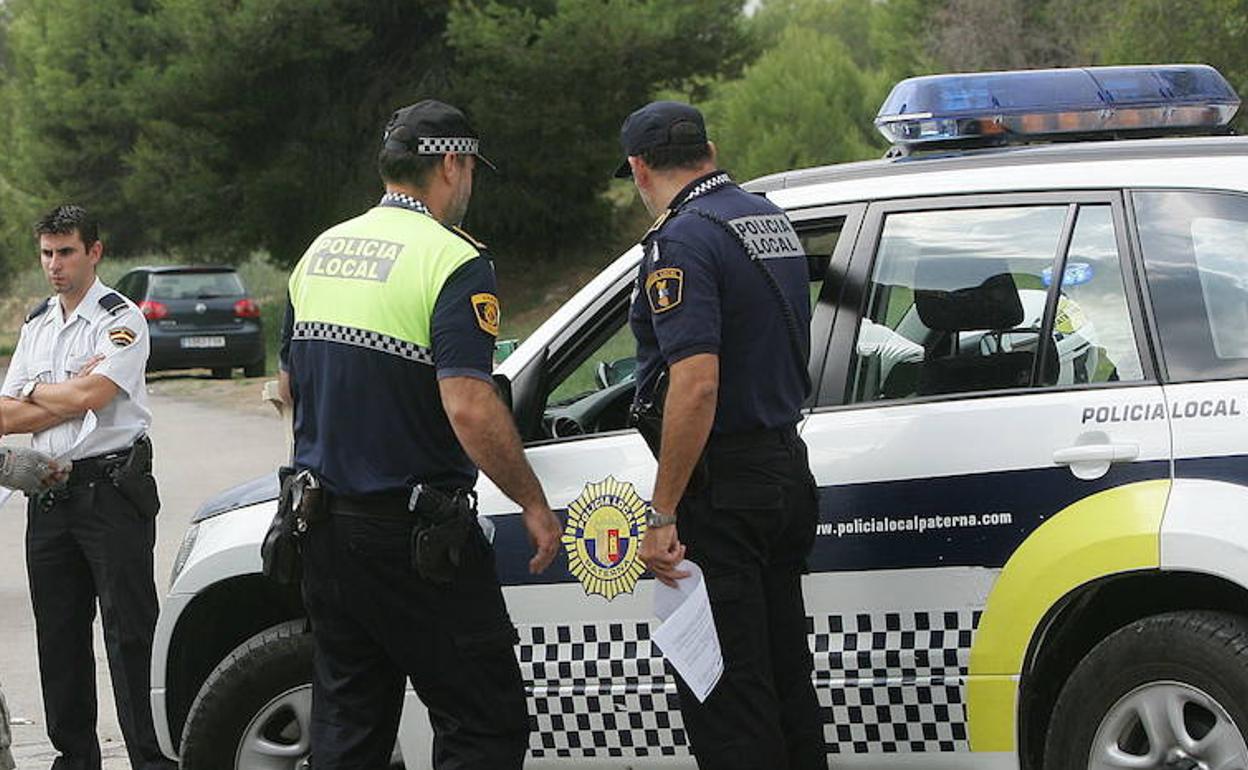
[445,0,751,255]
[705,25,888,180]
[125,0,452,267]
[702,0,922,180]
[1069,0,1248,99]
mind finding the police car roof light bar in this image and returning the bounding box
[875,64,1241,151]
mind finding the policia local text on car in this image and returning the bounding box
[272,100,561,770]
[620,101,825,770]
[0,204,172,770]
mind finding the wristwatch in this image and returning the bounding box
[645,505,678,529]
[20,381,38,401]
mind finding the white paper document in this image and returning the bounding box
[0,411,97,509]
[652,560,724,703]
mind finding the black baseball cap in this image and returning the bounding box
[613,100,709,178]
[381,99,497,171]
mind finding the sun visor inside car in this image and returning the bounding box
[914,258,1024,332]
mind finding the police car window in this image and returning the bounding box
[851,206,1068,402]
[1040,206,1143,386]
[542,322,636,439]
[1136,190,1248,381]
[801,225,843,309]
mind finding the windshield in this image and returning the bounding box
[148,271,245,300]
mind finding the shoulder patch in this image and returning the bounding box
[645,267,684,314]
[99,292,128,316]
[108,326,137,348]
[471,292,500,336]
[450,225,487,252]
[25,297,52,323]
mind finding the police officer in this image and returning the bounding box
[0,204,172,770]
[279,99,561,769]
[619,102,825,770]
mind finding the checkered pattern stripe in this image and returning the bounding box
[520,622,691,759]
[517,610,980,758]
[683,172,732,203]
[417,136,479,155]
[378,192,431,216]
[292,321,433,365]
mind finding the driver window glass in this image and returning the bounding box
[549,324,636,404]
[801,223,844,309]
[1041,206,1143,386]
[850,206,1068,402]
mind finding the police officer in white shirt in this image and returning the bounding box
[0,205,173,770]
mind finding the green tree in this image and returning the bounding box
[124,0,452,266]
[703,24,887,180]
[1,0,161,257]
[445,0,751,257]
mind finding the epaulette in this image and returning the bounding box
[99,292,128,316]
[449,225,488,252]
[25,297,52,323]
[643,209,672,240]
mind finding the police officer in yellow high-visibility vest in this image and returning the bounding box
[279,100,561,770]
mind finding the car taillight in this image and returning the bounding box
[234,299,261,318]
[140,300,168,320]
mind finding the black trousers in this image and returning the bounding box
[301,509,529,770]
[26,481,172,770]
[673,427,825,770]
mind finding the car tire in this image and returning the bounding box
[1044,610,1248,770]
[244,358,266,378]
[211,367,233,379]
[179,620,313,770]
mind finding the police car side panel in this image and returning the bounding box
[799,384,1170,760]
[1160,382,1248,584]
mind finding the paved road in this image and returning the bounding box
[0,378,287,769]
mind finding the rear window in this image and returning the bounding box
[147,272,245,300]
[1134,191,1248,381]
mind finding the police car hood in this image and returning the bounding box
[191,472,280,523]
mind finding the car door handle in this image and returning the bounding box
[1053,443,1140,466]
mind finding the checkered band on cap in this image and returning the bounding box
[417,137,480,156]
[293,321,433,366]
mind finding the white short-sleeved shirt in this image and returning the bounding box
[1,278,152,459]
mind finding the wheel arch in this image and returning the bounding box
[1016,569,1248,770]
[164,574,304,753]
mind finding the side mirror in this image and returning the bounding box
[594,361,611,390]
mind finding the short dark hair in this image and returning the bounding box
[34,204,99,247]
[377,147,443,189]
[378,148,470,190]
[639,120,712,172]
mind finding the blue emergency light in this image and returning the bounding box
[876,65,1241,150]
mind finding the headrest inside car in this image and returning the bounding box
[914,257,1024,332]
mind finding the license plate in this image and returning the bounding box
[180,336,226,349]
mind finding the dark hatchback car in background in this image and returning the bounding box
[117,266,265,378]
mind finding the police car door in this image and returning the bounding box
[797,192,1169,768]
[446,210,857,769]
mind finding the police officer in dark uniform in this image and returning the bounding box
[0,204,171,770]
[278,100,561,770]
[619,102,825,770]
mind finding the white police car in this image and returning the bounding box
[154,64,1248,769]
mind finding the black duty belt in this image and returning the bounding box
[327,485,471,520]
[328,492,413,520]
[65,447,132,488]
[706,424,799,453]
